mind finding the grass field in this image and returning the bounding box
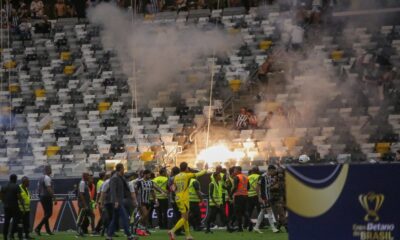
[32,229,288,240]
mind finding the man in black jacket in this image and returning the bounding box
[106,163,138,240]
[1,174,24,240]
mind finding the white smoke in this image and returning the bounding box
[87,4,241,107]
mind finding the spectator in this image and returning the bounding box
[71,0,87,19]
[258,56,273,83]
[236,107,249,130]
[263,111,274,129]
[310,0,322,24]
[34,15,51,34]
[18,18,31,39]
[290,24,304,51]
[247,109,258,129]
[17,2,29,19]
[54,0,68,18]
[30,0,44,18]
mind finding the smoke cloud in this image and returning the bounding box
[87,4,241,108]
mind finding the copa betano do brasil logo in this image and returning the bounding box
[352,192,395,240]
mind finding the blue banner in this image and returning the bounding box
[286,163,400,240]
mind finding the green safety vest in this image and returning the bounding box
[209,178,222,206]
[189,178,201,203]
[19,184,30,212]
[210,173,225,200]
[96,179,104,195]
[152,176,168,200]
[225,176,234,201]
[248,174,260,197]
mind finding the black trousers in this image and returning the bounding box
[13,211,30,237]
[227,201,235,227]
[3,207,23,240]
[156,199,168,229]
[103,203,114,235]
[36,196,53,233]
[189,201,202,230]
[246,196,260,227]
[234,195,250,230]
[205,205,227,231]
[77,208,94,234]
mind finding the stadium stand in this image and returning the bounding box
[0,0,400,179]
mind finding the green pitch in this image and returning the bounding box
[33,230,288,240]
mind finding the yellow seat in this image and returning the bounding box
[98,102,111,113]
[140,151,154,161]
[229,79,242,92]
[259,40,273,50]
[35,89,46,98]
[228,28,240,34]
[3,60,16,69]
[144,14,155,21]
[8,84,20,93]
[188,75,198,83]
[266,102,280,112]
[331,50,344,61]
[60,51,71,61]
[284,137,299,149]
[64,65,75,75]
[375,142,391,154]
[46,146,60,157]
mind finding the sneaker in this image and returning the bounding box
[34,229,41,236]
[211,225,219,230]
[46,232,55,236]
[186,236,194,240]
[253,227,263,234]
[272,228,280,233]
[168,231,176,240]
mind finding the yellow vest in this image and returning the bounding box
[96,179,104,194]
[19,184,30,212]
[152,176,168,200]
[209,178,222,206]
[248,174,260,197]
[210,173,225,200]
[189,178,200,202]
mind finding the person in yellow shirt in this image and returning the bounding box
[168,162,208,240]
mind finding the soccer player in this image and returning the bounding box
[254,165,279,233]
[153,167,169,230]
[168,162,208,240]
[230,166,251,232]
[35,165,56,236]
[134,170,165,235]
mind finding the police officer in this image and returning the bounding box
[247,167,261,230]
[271,166,288,231]
[19,176,34,239]
[188,177,203,231]
[230,166,251,232]
[152,168,169,230]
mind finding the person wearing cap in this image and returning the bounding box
[1,174,24,240]
[19,176,34,240]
